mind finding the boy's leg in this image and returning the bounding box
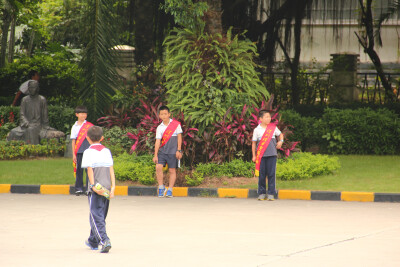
[266,156,277,197]
[75,153,84,193]
[258,157,268,195]
[156,164,164,186]
[88,192,110,245]
[168,168,176,189]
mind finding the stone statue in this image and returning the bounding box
[7,80,65,144]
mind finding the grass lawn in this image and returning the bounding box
[0,155,399,193]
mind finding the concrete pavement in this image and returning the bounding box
[1,194,399,267]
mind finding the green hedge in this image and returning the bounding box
[114,153,156,185]
[277,152,340,180]
[281,108,400,154]
[0,139,65,160]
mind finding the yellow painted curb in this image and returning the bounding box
[40,185,70,195]
[341,191,374,202]
[218,188,248,198]
[114,186,128,196]
[279,190,311,200]
[0,184,11,193]
[172,187,188,197]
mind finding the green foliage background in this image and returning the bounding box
[163,27,269,132]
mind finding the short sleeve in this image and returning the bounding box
[176,124,183,134]
[70,125,77,139]
[81,150,93,168]
[156,125,162,139]
[252,129,258,142]
[275,127,282,137]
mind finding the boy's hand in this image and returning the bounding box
[73,154,77,163]
[110,188,115,198]
[92,186,102,195]
[176,151,182,160]
[153,155,158,164]
[252,156,256,162]
[276,141,283,149]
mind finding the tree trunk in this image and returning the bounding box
[7,12,16,63]
[134,0,155,66]
[128,0,134,44]
[356,0,395,102]
[0,1,11,68]
[203,0,223,35]
[27,31,35,57]
[290,2,308,106]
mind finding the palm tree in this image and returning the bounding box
[79,0,120,118]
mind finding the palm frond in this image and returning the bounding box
[79,0,120,119]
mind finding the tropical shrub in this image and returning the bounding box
[163,27,269,132]
[277,152,340,180]
[102,126,137,156]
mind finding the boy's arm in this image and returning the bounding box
[109,166,116,198]
[153,139,161,164]
[87,167,95,185]
[276,133,284,149]
[71,139,76,163]
[176,133,182,159]
[252,141,257,162]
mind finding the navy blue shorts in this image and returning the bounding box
[158,153,178,168]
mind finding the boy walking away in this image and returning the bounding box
[252,110,284,201]
[82,126,115,253]
[70,106,93,195]
[153,106,183,197]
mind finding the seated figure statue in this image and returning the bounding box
[7,80,64,144]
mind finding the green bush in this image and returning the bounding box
[113,153,156,185]
[0,139,65,160]
[277,152,340,180]
[195,158,254,178]
[185,171,204,186]
[102,126,137,156]
[280,109,321,151]
[319,108,400,154]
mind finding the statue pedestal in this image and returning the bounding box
[64,135,72,158]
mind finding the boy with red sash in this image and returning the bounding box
[153,105,183,197]
[252,110,284,201]
[71,106,93,195]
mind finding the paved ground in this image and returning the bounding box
[1,194,399,267]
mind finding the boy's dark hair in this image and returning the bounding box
[159,105,170,113]
[87,126,103,142]
[28,70,38,79]
[258,109,274,118]
[75,106,88,114]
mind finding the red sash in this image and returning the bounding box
[255,123,276,177]
[160,120,180,148]
[73,121,93,177]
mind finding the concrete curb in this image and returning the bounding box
[1,184,399,202]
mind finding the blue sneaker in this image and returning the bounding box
[158,187,166,197]
[85,240,98,250]
[166,189,173,198]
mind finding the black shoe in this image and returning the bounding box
[84,191,90,196]
[100,240,111,253]
[75,190,83,196]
